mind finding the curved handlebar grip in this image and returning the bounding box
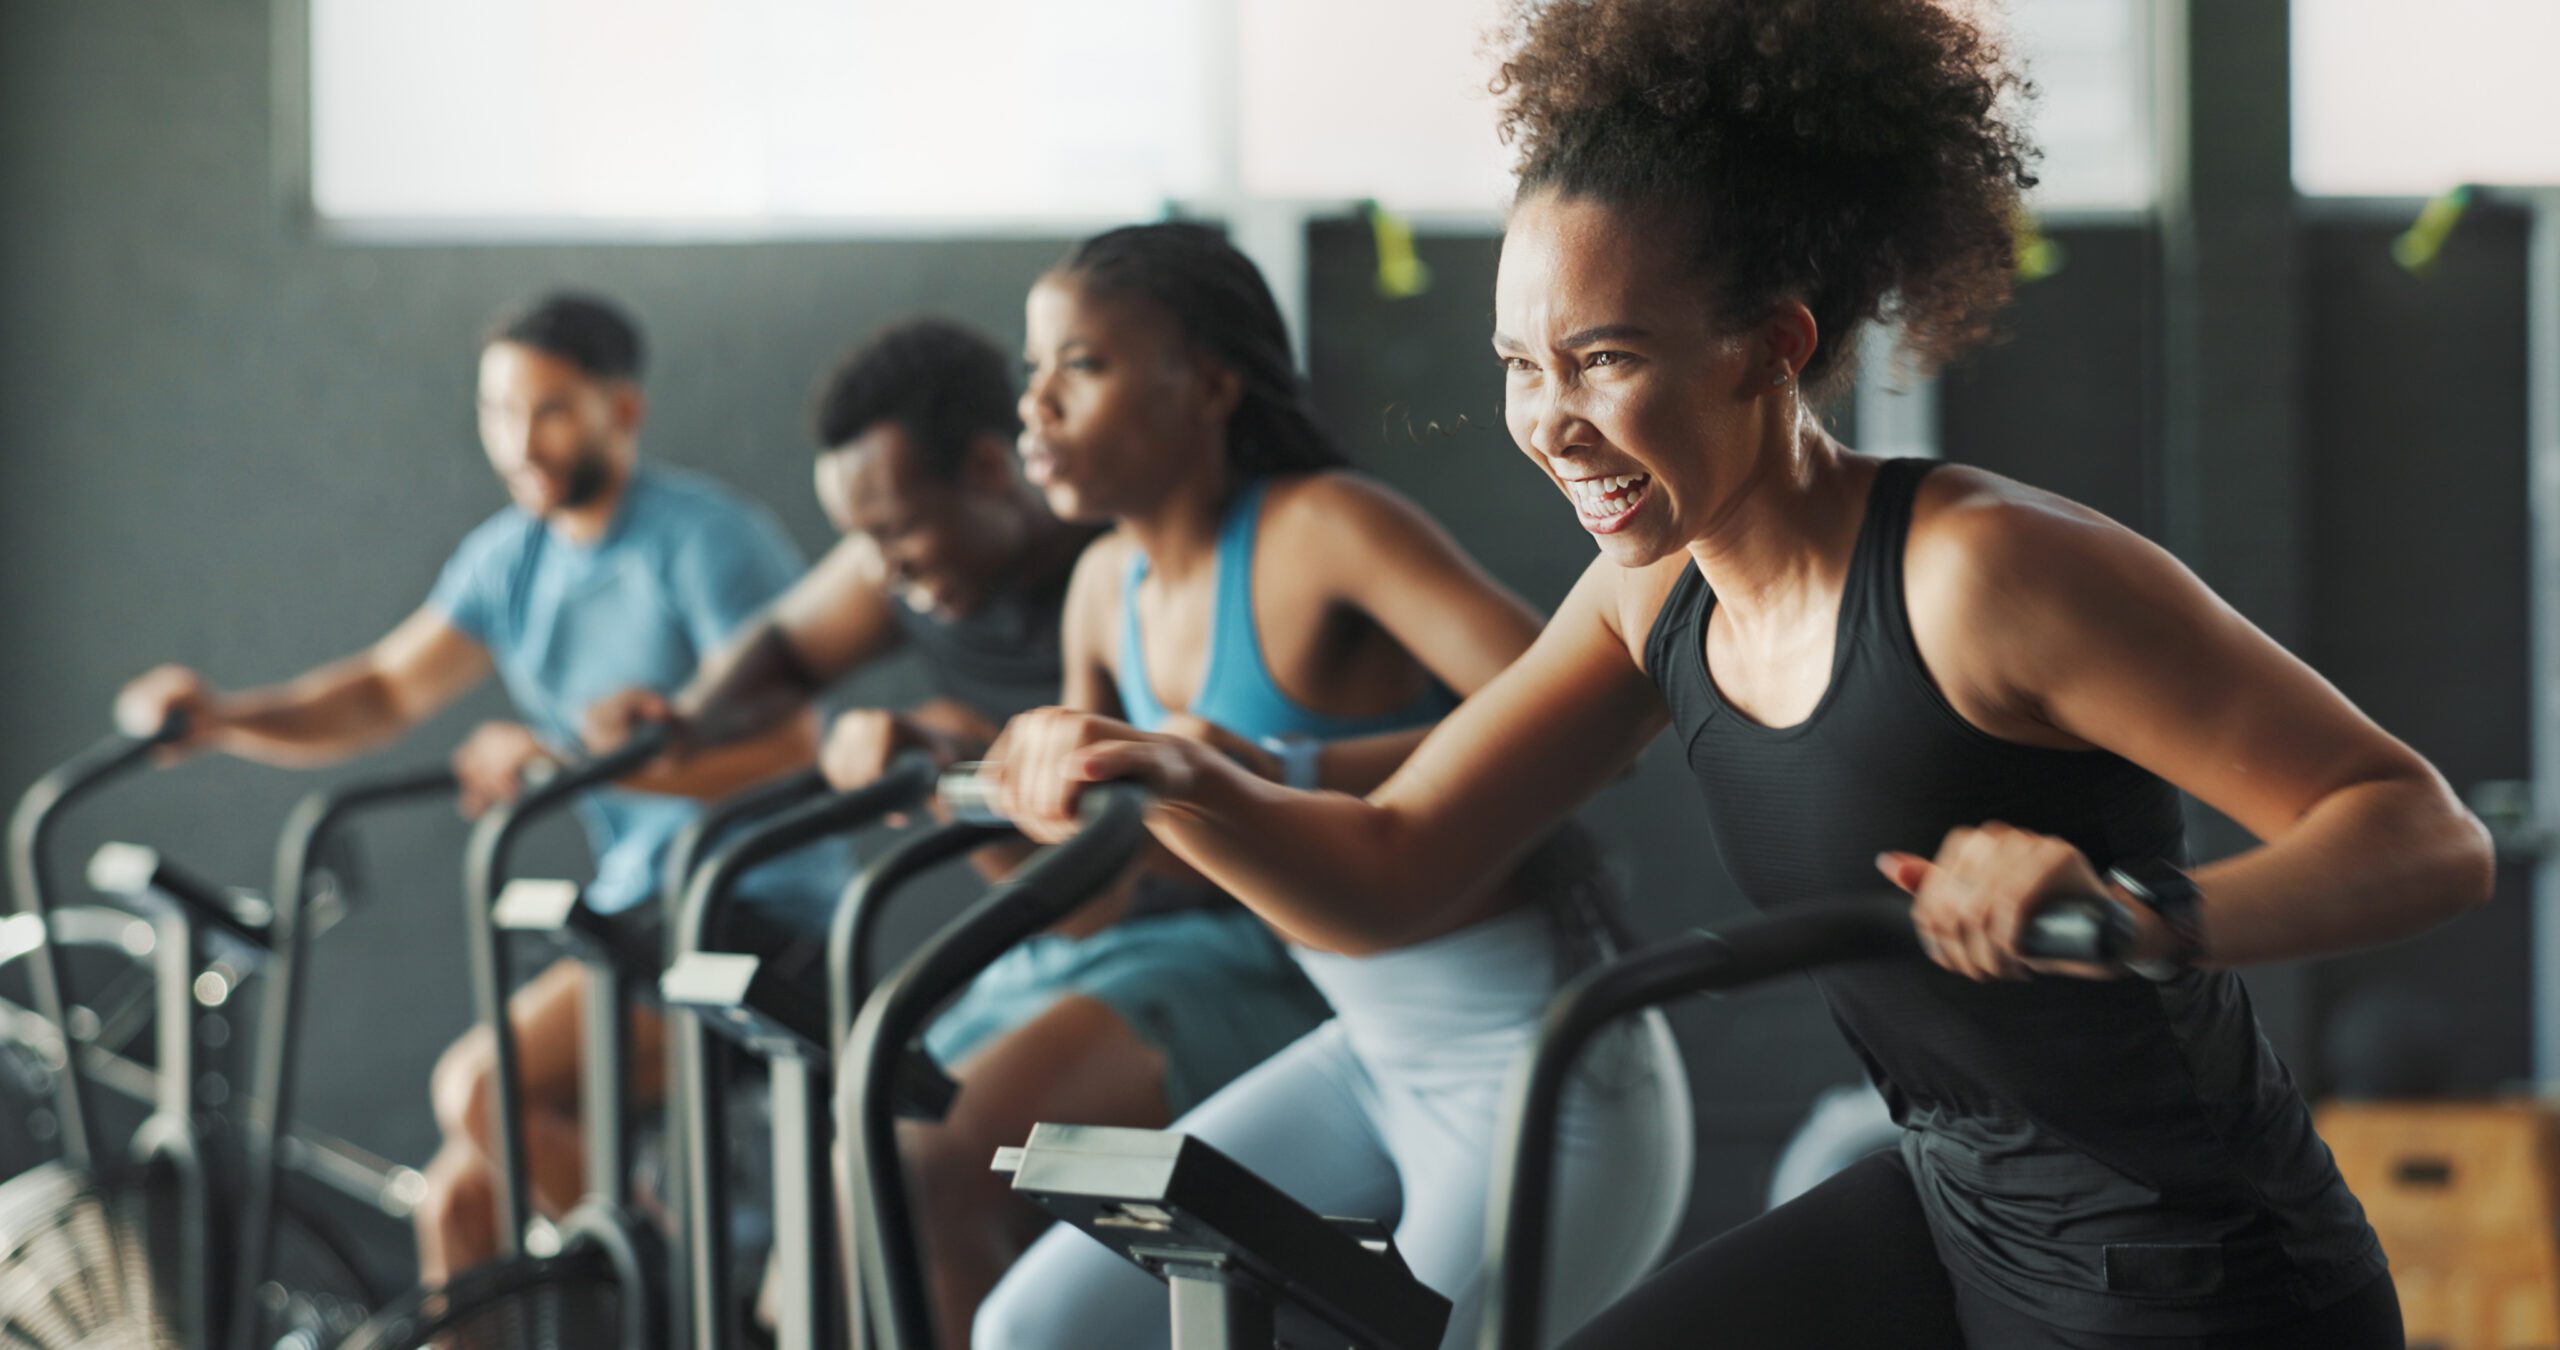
[936,761,1005,826]
[666,768,829,903]
[678,752,940,940]
[1482,890,2140,1349]
[8,718,203,1172]
[142,708,191,747]
[936,762,1145,833]
[543,720,677,799]
[2018,894,2138,964]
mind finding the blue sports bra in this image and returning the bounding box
[1115,476,1454,741]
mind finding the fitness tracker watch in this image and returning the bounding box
[2106,858,2205,981]
[1259,734,1324,791]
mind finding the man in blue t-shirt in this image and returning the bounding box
[114,292,830,1284]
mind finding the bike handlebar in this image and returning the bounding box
[1479,893,2135,1349]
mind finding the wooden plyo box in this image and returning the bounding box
[2315,1100,2560,1350]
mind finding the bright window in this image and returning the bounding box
[309,0,1214,228]
[1233,0,1516,214]
[1240,0,2155,215]
[2292,0,2560,197]
[309,0,2157,232]
[2005,0,2155,213]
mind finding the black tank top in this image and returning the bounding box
[888,564,1072,723]
[892,550,1227,920]
[1644,458,2382,1335]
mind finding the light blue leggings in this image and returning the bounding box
[972,905,1693,1349]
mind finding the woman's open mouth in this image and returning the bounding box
[1563,473,1653,534]
[1018,440,1061,487]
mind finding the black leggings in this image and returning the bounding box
[1558,1152,2404,1349]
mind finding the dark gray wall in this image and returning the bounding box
[1940,227,2160,535]
[2298,207,2535,1096]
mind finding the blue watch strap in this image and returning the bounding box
[1259,734,1323,791]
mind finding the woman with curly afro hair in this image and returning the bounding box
[989,0,2479,1343]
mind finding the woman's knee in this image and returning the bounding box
[967,1253,1063,1350]
[970,1230,1166,1350]
[968,1275,1028,1350]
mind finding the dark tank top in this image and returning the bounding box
[888,563,1072,723]
[891,541,1226,920]
[1644,457,2381,1335]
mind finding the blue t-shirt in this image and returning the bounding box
[427,465,847,926]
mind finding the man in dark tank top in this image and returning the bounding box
[586,317,1094,781]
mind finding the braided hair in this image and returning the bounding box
[1054,223,1350,478]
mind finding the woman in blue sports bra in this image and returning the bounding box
[1111,473,1456,748]
[971,223,1695,1349]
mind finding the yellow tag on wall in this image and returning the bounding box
[1366,200,1434,300]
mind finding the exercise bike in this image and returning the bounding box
[337,730,676,1350]
[1469,896,2133,1349]
[831,771,1451,1350]
[663,758,1015,1350]
[0,723,453,1349]
[924,772,2127,1350]
[223,761,469,1349]
[655,753,949,1350]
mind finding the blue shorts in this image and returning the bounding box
[923,907,1329,1115]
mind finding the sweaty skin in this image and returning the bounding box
[1015,276,1546,812]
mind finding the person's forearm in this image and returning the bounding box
[1150,757,1508,954]
[673,622,829,749]
[618,710,821,800]
[1312,728,1428,796]
[208,659,416,766]
[2189,772,2494,967]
